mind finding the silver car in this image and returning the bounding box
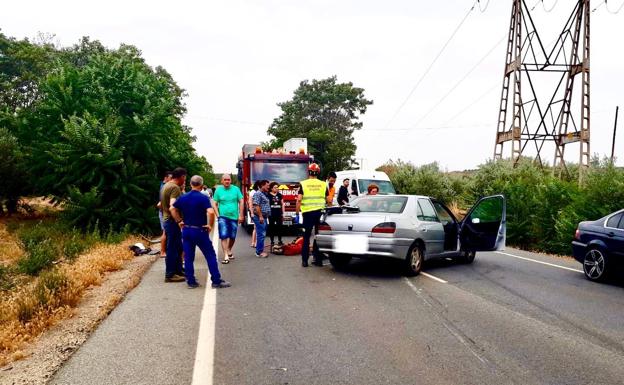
[316,194,506,275]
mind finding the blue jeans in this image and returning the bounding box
[163,219,184,278]
[182,227,222,285]
[217,217,238,240]
[252,216,268,255]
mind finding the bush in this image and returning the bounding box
[17,241,56,276]
[34,269,72,307]
[382,157,624,256]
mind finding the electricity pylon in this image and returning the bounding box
[493,0,591,183]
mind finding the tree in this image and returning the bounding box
[1,33,214,232]
[267,76,372,177]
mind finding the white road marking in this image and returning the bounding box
[420,271,448,283]
[191,227,220,385]
[495,251,583,273]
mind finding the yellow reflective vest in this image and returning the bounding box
[300,178,327,213]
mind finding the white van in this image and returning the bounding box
[333,170,396,204]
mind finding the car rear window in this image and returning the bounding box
[353,196,407,213]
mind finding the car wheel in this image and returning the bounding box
[458,250,476,264]
[405,245,424,276]
[583,247,609,282]
[328,253,351,270]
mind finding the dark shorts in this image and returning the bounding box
[218,217,238,240]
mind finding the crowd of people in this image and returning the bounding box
[156,164,378,288]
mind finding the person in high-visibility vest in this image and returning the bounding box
[295,163,329,267]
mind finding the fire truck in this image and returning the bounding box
[237,138,314,229]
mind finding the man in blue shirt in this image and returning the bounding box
[171,175,231,289]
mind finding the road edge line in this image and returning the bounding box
[495,251,583,273]
[191,226,220,385]
[421,271,448,283]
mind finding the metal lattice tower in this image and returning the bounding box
[493,0,591,182]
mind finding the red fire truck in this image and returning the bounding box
[236,138,314,229]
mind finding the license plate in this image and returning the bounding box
[283,220,292,226]
[333,234,368,254]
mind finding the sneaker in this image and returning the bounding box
[187,282,201,289]
[302,261,309,267]
[256,252,268,258]
[211,280,231,289]
[165,274,185,283]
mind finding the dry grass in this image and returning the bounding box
[447,201,467,220]
[0,221,24,265]
[0,237,138,367]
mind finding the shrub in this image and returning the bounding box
[17,241,56,276]
[34,269,73,308]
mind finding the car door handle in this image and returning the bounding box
[419,226,428,232]
[608,232,615,237]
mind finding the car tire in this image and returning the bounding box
[583,247,609,282]
[458,250,476,264]
[405,245,424,276]
[328,253,351,270]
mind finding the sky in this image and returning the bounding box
[2,0,623,173]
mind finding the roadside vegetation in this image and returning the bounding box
[0,207,138,367]
[1,31,214,233]
[0,31,210,366]
[380,158,624,256]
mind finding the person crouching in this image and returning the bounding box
[171,175,231,289]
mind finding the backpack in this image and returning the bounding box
[282,237,304,256]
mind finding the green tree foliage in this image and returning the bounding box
[0,128,30,213]
[267,76,373,176]
[0,32,214,232]
[379,160,461,204]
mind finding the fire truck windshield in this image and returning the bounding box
[251,161,309,184]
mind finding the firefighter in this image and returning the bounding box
[295,163,328,267]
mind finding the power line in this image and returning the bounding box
[381,0,479,130]
[360,123,492,133]
[406,34,506,131]
[442,82,499,126]
[184,115,267,126]
[606,0,624,13]
[591,0,623,13]
[478,0,490,12]
[541,0,559,12]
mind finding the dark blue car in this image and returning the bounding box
[572,209,624,281]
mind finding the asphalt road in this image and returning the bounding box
[51,232,624,385]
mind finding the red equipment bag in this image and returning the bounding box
[282,237,304,255]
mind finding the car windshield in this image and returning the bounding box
[251,161,309,184]
[352,196,407,213]
[358,179,396,194]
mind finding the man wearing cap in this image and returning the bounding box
[295,163,329,267]
[171,175,231,289]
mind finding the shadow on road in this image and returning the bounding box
[327,256,463,280]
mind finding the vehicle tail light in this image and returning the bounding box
[318,223,332,231]
[372,222,396,234]
[574,228,580,240]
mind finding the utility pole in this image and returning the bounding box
[612,106,619,165]
[494,0,591,183]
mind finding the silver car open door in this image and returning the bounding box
[459,195,506,252]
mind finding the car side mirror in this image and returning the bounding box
[471,217,480,224]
